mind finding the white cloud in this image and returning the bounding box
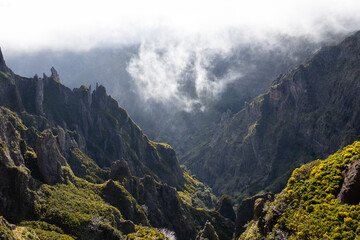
[1,0,360,52]
[2,0,360,111]
[126,33,243,111]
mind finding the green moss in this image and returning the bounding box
[24,147,37,160]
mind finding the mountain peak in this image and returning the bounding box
[0,47,8,72]
[50,66,60,82]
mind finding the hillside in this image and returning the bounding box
[182,31,360,200]
[240,141,360,239]
[0,49,234,240]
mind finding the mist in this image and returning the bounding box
[3,0,360,152]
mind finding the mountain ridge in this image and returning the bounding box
[182,30,360,200]
[0,49,235,240]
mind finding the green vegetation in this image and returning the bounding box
[178,168,217,209]
[243,141,360,239]
[100,180,149,225]
[0,68,236,240]
[0,216,16,240]
[34,179,122,239]
[68,148,109,183]
[126,226,166,240]
[25,228,74,240]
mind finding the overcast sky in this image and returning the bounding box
[1,0,360,52]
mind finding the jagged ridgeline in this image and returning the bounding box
[0,49,234,240]
[182,31,360,200]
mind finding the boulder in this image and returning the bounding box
[234,193,274,239]
[215,194,236,221]
[337,159,360,204]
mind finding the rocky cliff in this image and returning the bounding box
[182,31,360,199]
[0,53,184,187]
[0,49,234,240]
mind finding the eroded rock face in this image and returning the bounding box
[0,48,9,73]
[215,194,236,221]
[337,159,360,204]
[0,108,25,167]
[195,221,219,240]
[235,193,274,239]
[253,198,266,220]
[35,130,74,185]
[110,158,131,181]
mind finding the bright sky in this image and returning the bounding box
[1,0,360,51]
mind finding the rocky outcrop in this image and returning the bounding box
[110,158,131,181]
[195,221,219,240]
[253,197,266,220]
[235,193,274,239]
[127,175,196,239]
[35,78,44,115]
[35,130,74,185]
[118,220,136,234]
[337,159,360,204]
[183,31,360,197]
[0,48,9,73]
[50,67,60,83]
[215,194,235,221]
[101,180,148,226]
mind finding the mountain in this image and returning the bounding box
[239,141,360,239]
[6,35,331,159]
[182,31,360,200]
[0,49,234,240]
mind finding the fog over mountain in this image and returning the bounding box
[3,0,360,155]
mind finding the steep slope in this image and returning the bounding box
[240,141,360,239]
[0,52,183,187]
[0,50,235,240]
[182,31,360,199]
